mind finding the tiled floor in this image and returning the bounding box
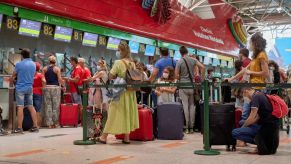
[0,128,290,164]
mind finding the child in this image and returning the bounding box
[155,67,176,104]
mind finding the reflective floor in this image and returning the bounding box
[0,128,290,164]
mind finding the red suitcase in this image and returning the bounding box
[116,105,153,141]
[235,108,242,128]
[60,104,79,127]
[63,93,73,103]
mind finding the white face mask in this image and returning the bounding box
[243,96,251,103]
[116,51,121,59]
[97,65,101,71]
[269,66,275,70]
[162,73,169,79]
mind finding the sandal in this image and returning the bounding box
[122,140,130,144]
[96,137,107,144]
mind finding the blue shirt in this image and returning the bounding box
[15,58,36,92]
[154,57,176,78]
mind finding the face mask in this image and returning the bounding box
[243,96,251,103]
[116,51,121,59]
[269,67,275,70]
[97,65,101,71]
[162,73,169,79]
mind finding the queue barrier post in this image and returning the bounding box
[74,83,96,145]
[194,80,220,155]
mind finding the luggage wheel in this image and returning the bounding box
[226,145,236,152]
[74,125,78,128]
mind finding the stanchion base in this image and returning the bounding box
[73,140,96,145]
[194,150,220,155]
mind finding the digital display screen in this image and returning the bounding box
[129,41,139,53]
[203,57,210,65]
[144,45,155,56]
[221,60,227,67]
[0,14,3,31]
[54,26,73,42]
[228,61,233,68]
[199,56,203,63]
[82,32,98,47]
[212,58,220,66]
[107,37,121,50]
[169,50,174,57]
[174,51,182,60]
[18,19,41,37]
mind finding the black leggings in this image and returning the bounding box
[256,123,280,155]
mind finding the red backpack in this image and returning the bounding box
[265,94,289,118]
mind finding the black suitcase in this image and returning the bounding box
[23,108,33,131]
[156,102,184,140]
[201,103,236,151]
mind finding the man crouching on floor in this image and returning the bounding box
[232,87,280,155]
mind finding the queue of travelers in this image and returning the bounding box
[9,32,289,155]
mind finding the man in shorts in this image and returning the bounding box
[12,49,39,133]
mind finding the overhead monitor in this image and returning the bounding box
[82,32,98,47]
[0,14,3,31]
[129,41,140,53]
[221,60,227,67]
[212,58,220,66]
[145,45,155,56]
[174,50,182,60]
[203,57,210,65]
[18,19,42,37]
[228,61,233,68]
[54,26,73,42]
[107,37,121,50]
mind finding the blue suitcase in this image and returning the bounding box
[156,102,184,140]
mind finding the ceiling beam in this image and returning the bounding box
[189,0,208,10]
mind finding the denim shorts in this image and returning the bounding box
[16,88,33,107]
[72,92,82,105]
[33,94,42,112]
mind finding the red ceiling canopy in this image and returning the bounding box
[2,0,240,56]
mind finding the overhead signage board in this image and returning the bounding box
[174,50,182,60]
[129,41,140,53]
[54,26,73,42]
[107,37,121,50]
[82,32,98,47]
[145,45,155,56]
[18,19,42,37]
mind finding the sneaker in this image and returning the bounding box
[185,129,190,134]
[29,127,39,133]
[189,129,194,134]
[13,128,24,134]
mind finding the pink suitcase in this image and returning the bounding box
[60,104,79,127]
[116,105,153,141]
[63,93,73,103]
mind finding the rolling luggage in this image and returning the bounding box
[116,105,153,141]
[156,102,184,140]
[63,93,73,104]
[201,103,236,151]
[59,104,79,127]
[22,107,33,131]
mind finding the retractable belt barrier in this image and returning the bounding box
[73,81,291,155]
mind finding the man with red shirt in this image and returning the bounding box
[78,58,91,82]
[33,62,46,126]
[239,48,251,68]
[63,57,84,105]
